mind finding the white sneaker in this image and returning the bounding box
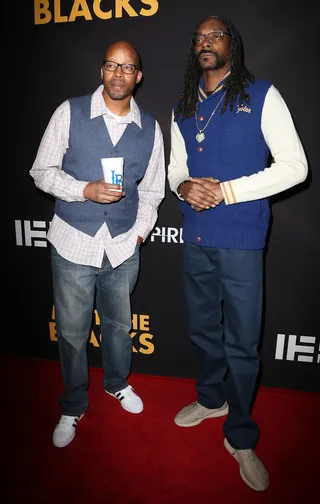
[53,414,84,448]
[105,385,143,414]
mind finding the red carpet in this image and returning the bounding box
[3,354,319,504]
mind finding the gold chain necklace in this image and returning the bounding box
[195,92,226,143]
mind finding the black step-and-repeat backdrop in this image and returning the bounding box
[5,1,319,392]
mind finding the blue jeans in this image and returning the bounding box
[182,242,263,449]
[51,245,140,415]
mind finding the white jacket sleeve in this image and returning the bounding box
[167,109,189,198]
[221,85,308,205]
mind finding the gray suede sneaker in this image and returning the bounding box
[174,401,228,427]
[224,438,269,491]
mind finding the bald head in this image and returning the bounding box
[104,41,141,69]
[101,40,143,107]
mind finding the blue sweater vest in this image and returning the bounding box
[55,94,155,238]
[176,79,272,250]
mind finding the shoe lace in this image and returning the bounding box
[60,415,80,427]
[119,385,136,399]
[241,449,258,462]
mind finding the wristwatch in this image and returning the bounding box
[177,179,189,199]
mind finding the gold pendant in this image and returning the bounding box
[196,132,205,143]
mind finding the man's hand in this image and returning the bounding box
[137,236,143,244]
[179,177,224,212]
[189,177,225,208]
[83,180,125,203]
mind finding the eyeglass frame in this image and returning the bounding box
[102,60,140,75]
[191,30,231,46]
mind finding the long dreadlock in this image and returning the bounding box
[174,15,255,121]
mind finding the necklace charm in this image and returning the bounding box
[195,91,226,144]
[196,132,205,143]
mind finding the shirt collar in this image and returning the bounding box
[90,84,142,128]
[198,69,231,104]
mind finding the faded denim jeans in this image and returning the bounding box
[51,245,140,415]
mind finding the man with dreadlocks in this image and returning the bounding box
[168,15,307,491]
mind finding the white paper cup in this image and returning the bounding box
[101,157,124,191]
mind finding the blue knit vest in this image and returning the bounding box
[55,94,155,237]
[176,79,272,250]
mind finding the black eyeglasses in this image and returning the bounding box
[191,30,231,46]
[102,60,139,75]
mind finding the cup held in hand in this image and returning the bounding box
[101,157,124,191]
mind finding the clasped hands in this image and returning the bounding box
[181,177,224,212]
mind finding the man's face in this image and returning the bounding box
[193,18,231,72]
[102,42,142,101]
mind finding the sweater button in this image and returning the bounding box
[198,116,204,121]
[196,236,201,242]
[197,146,203,152]
[104,211,108,215]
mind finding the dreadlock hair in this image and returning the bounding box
[174,15,255,121]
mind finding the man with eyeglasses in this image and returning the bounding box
[168,15,307,491]
[30,40,165,448]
